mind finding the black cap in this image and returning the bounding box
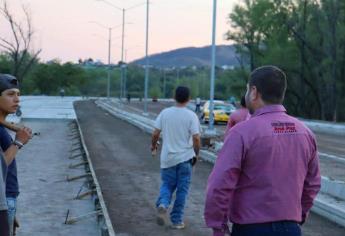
[0,74,19,94]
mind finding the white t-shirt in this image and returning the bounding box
[155,106,201,168]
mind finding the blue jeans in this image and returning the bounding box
[6,197,17,236]
[231,221,301,236]
[156,160,192,224]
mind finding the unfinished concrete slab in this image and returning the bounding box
[15,119,100,236]
[20,96,82,119]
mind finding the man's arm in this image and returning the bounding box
[3,127,32,166]
[191,134,201,166]
[204,130,244,236]
[151,129,161,152]
[151,111,163,152]
[192,134,200,157]
[301,141,321,223]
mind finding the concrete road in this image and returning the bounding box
[75,100,345,236]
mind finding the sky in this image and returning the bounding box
[0,0,238,63]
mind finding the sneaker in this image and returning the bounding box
[170,222,185,229]
[156,205,168,226]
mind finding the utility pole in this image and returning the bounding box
[96,1,146,98]
[107,28,112,98]
[89,21,120,98]
[163,69,166,98]
[143,0,150,114]
[120,9,125,99]
[206,0,217,135]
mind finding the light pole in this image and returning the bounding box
[120,8,125,99]
[107,28,111,98]
[163,69,166,98]
[122,46,142,98]
[89,21,121,98]
[96,0,146,100]
[206,0,217,135]
[143,0,150,114]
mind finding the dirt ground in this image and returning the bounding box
[75,100,345,236]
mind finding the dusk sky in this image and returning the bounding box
[1,0,237,63]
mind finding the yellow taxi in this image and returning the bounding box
[201,100,236,124]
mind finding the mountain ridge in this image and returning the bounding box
[131,45,239,67]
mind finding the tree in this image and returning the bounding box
[226,0,345,121]
[0,0,41,82]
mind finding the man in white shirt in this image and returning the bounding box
[151,86,201,229]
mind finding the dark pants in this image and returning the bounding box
[0,210,9,236]
[232,221,301,236]
[195,105,200,113]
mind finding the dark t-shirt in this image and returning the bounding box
[0,155,6,181]
[0,125,18,198]
[0,153,7,210]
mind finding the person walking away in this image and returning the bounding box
[224,96,250,139]
[151,86,201,229]
[204,66,321,236]
[195,97,201,113]
[59,88,65,98]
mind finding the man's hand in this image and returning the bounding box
[192,134,200,158]
[151,141,160,151]
[150,144,156,152]
[151,129,161,156]
[191,156,199,166]
[213,226,231,236]
[15,127,32,145]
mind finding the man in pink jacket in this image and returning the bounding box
[204,65,321,236]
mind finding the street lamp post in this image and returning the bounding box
[120,8,125,99]
[206,0,217,136]
[163,69,166,98]
[89,21,121,98]
[143,0,150,114]
[96,0,146,100]
[122,46,142,98]
[107,28,112,98]
[123,64,127,98]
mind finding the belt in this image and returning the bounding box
[233,220,298,228]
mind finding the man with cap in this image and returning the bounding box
[204,66,321,236]
[0,74,32,236]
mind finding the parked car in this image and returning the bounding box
[201,100,236,124]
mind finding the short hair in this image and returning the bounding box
[175,86,190,103]
[249,65,287,104]
[240,96,246,107]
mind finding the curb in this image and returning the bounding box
[75,116,116,236]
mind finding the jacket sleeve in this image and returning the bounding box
[204,130,244,230]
